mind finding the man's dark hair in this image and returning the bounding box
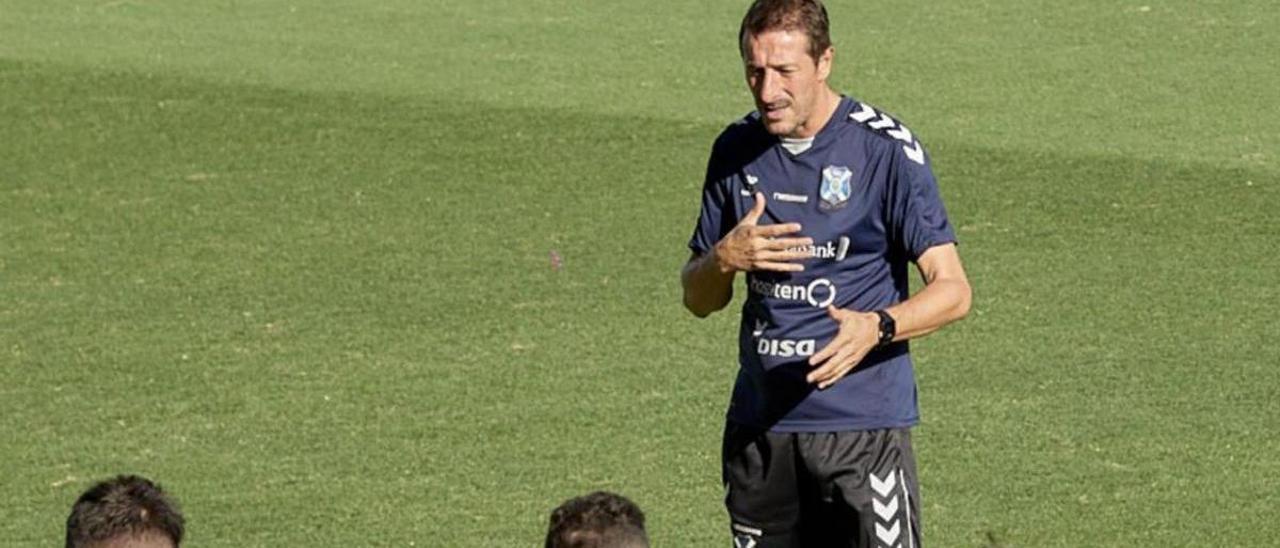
[738,0,832,61]
[545,491,648,548]
[65,475,185,548]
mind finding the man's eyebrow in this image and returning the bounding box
[745,62,800,70]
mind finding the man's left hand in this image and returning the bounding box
[806,306,880,389]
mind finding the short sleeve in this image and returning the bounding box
[687,145,738,255]
[886,142,957,260]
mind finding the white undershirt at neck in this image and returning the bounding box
[780,136,815,155]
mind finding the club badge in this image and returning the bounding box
[819,165,852,210]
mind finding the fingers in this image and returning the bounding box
[809,307,855,366]
[743,240,810,271]
[754,261,805,273]
[808,348,859,389]
[761,236,812,250]
[756,249,813,264]
[807,308,877,388]
[807,338,866,388]
[727,196,807,271]
[755,222,804,238]
[740,192,767,225]
[738,228,810,272]
[807,345,850,383]
[826,305,850,321]
[808,333,845,366]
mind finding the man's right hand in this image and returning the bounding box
[714,192,812,273]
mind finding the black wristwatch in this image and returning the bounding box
[874,310,896,348]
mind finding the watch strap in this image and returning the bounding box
[874,309,896,347]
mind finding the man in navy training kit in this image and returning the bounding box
[680,1,972,546]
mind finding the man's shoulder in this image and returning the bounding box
[839,98,928,167]
[706,111,773,177]
[712,111,769,151]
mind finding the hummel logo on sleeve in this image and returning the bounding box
[741,173,760,196]
[849,102,926,165]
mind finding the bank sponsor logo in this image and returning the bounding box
[783,236,852,262]
[789,241,835,258]
[748,277,837,308]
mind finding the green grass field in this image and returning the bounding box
[2,1,1278,546]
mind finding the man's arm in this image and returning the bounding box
[681,249,736,318]
[806,243,971,388]
[883,243,971,340]
[681,193,811,318]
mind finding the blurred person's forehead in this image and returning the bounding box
[87,531,176,548]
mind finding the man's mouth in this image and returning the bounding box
[762,103,790,120]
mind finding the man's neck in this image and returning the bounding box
[789,86,840,139]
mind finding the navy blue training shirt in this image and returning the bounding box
[688,96,957,432]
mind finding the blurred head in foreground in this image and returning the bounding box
[66,475,185,548]
[545,491,648,548]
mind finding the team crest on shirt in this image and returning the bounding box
[819,165,853,210]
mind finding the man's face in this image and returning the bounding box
[742,29,833,138]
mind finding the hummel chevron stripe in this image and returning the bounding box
[876,520,901,545]
[850,103,926,166]
[873,496,899,521]
[850,103,877,122]
[902,141,924,165]
[886,125,913,144]
[870,471,897,497]
[868,114,897,130]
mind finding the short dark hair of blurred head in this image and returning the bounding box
[545,491,648,548]
[65,475,185,548]
[738,0,832,62]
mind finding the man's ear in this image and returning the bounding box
[816,46,834,81]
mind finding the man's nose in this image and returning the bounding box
[756,70,781,103]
